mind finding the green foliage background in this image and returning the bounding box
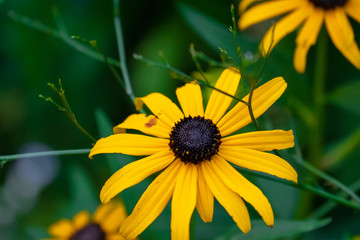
[0,0,360,239]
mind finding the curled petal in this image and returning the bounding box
[113,114,171,138]
[135,92,184,127]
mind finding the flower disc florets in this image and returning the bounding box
[309,0,347,9]
[70,223,105,240]
[169,116,221,165]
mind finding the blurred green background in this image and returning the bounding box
[1,0,360,239]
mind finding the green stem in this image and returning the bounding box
[0,149,91,165]
[310,28,328,166]
[247,81,261,131]
[7,10,121,68]
[308,178,360,219]
[133,54,248,105]
[296,156,360,204]
[113,0,136,103]
[275,147,360,205]
[235,166,360,211]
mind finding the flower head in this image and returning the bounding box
[90,68,298,239]
[238,0,360,73]
[46,200,127,240]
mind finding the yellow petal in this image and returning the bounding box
[72,211,90,231]
[325,8,360,69]
[238,0,257,13]
[89,133,169,158]
[108,234,126,240]
[176,83,204,117]
[196,165,214,223]
[136,92,184,127]
[260,3,311,55]
[219,146,298,182]
[205,68,241,124]
[218,77,287,136]
[99,203,127,233]
[238,0,303,30]
[346,0,360,23]
[100,150,175,204]
[113,114,170,138]
[294,7,324,73]
[294,44,311,73]
[296,7,324,47]
[201,161,251,233]
[171,163,197,240]
[119,160,182,239]
[93,201,118,223]
[222,130,294,151]
[210,156,274,227]
[48,219,74,238]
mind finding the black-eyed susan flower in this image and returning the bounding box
[238,0,360,73]
[90,68,298,240]
[46,200,127,240]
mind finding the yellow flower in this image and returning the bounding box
[46,200,127,240]
[238,0,360,73]
[90,68,298,240]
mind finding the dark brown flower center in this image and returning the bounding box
[70,223,105,240]
[309,0,348,9]
[169,116,221,165]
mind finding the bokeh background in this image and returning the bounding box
[1,0,360,239]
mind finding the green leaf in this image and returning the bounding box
[68,163,98,214]
[328,79,360,115]
[215,218,331,240]
[177,2,257,66]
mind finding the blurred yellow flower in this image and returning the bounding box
[90,68,297,240]
[46,200,127,240]
[238,0,360,73]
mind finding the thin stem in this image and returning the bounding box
[308,178,360,219]
[0,149,91,165]
[236,166,360,211]
[296,155,360,204]
[247,81,261,131]
[40,80,97,143]
[113,0,136,102]
[7,10,121,68]
[310,28,328,166]
[275,149,360,205]
[189,44,209,84]
[71,36,126,90]
[133,54,248,105]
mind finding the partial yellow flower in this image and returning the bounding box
[238,0,360,73]
[46,200,127,240]
[90,68,298,240]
